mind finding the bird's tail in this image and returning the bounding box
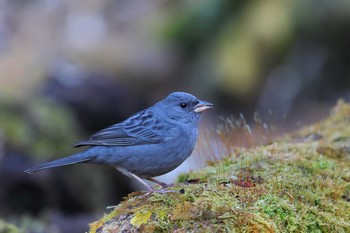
[25,153,95,174]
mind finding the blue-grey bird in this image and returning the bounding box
[25,92,213,194]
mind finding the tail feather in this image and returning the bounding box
[25,154,94,174]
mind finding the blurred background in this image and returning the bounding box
[0,0,350,232]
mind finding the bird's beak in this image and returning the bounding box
[194,100,214,113]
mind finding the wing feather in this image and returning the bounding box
[74,109,165,147]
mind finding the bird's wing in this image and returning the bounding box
[74,109,166,147]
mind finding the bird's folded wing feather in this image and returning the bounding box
[74,110,165,147]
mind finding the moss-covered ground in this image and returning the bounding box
[89,100,350,233]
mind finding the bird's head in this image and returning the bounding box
[156,92,213,125]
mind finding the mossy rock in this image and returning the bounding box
[89,100,350,232]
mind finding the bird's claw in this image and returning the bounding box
[144,188,178,196]
[160,183,174,188]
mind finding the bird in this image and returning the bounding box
[25,92,213,194]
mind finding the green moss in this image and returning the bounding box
[130,210,153,227]
[90,100,350,232]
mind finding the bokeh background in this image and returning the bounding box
[1,0,350,232]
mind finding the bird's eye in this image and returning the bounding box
[180,102,187,108]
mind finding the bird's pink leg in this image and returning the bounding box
[128,172,176,195]
[145,177,173,188]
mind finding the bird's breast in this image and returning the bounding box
[126,127,197,177]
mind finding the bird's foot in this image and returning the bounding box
[145,177,173,188]
[127,172,178,196]
[144,188,177,196]
[160,183,174,188]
